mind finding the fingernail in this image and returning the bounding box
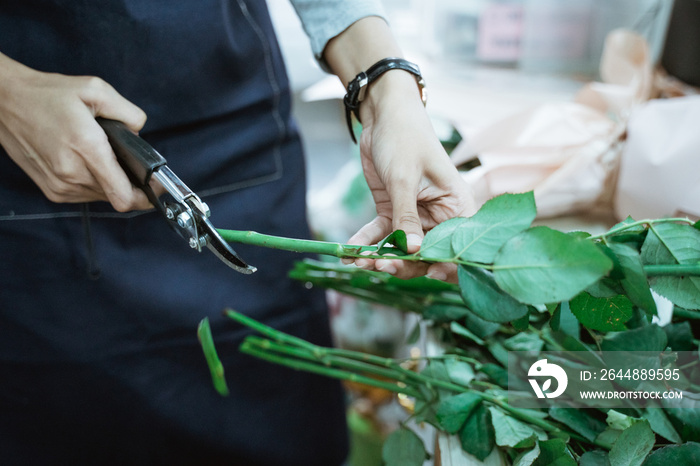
[341,258,353,265]
[378,263,397,275]
[356,259,371,269]
[407,234,423,248]
[427,270,447,281]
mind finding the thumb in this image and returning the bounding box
[391,193,423,253]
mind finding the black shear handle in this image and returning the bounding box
[97,117,166,190]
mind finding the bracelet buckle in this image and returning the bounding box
[343,57,426,143]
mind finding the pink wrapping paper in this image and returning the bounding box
[450,29,667,218]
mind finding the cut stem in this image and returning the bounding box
[240,341,426,399]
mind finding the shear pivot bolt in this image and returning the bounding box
[177,212,193,228]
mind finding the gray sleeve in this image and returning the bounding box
[288,0,387,72]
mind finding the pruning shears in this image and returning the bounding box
[97,118,256,274]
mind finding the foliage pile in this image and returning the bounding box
[204,192,700,465]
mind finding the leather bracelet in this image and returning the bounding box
[343,57,427,143]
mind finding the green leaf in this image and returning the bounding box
[459,403,495,461]
[422,304,471,323]
[462,311,502,340]
[601,325,667,352]
[406,321,421,345]
[381,427,427,466]
[550,301,580,339]
[514,444,541,466]
[513,310,531,331]
[419,217,468,261]
[450,321,485,346]
[606,410,638,431]
[599,243,626,280]
[586,278,626,298]
[435,393,482,434]
[377,230,409,254]
[487,340,509,367]
[569,292,634,332]
[489,406,543,448]
[643,408,682,444]
[548,407,607,442]
[579,450,610,466]
[533,438,577,465]
[665,408,700,442]
[608,243,657,316]
[641,222,700,310]
[480,363,509,388]
[458,265,529,323]
[451,192,537,263]
[444,358,475,387]
[663,321,695,351]
[420,360,450,385]
[596,427,623,447]
[504,332,544,352]
[493,226,613,305]
[608,419,655,466]
[642,442,700,466]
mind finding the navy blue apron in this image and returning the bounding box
[0,1,348,464]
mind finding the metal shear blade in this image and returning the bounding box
[198,216,256,274]
[97,117,256,274]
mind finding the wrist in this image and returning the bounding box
[343,58,426,142]
[358,70,426,123]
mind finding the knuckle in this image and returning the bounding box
[50,158,82,184]
[43,179,74,202]
[108,190,139,213]
[398,214,422,228]
[82,76,109,92]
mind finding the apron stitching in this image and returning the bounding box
[197,164,282,197]
[236,0,285,174]
[0,210,153,221]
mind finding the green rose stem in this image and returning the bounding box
[197,318,230,396]
[217,228,700,277]
[222,310,607,449]
[217,229,382,259]
[587,217,695,241]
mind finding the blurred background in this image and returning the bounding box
[267,0,673,199]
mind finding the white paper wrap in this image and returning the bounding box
[450,29,698,219]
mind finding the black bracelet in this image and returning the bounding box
[343,57,427,143]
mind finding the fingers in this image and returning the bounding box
[75,77,150,211]
[0,69,152,212]
[343,216,392,266]
[78,117,151,212]
[426,263,459,284]
[376,255,430,280]
[79,76,147,132]
[389,186,423,253]
[347,215,393,247]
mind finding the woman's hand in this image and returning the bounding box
[0,52,151,212]
[347,71,477,281]
[323,17,477,281]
